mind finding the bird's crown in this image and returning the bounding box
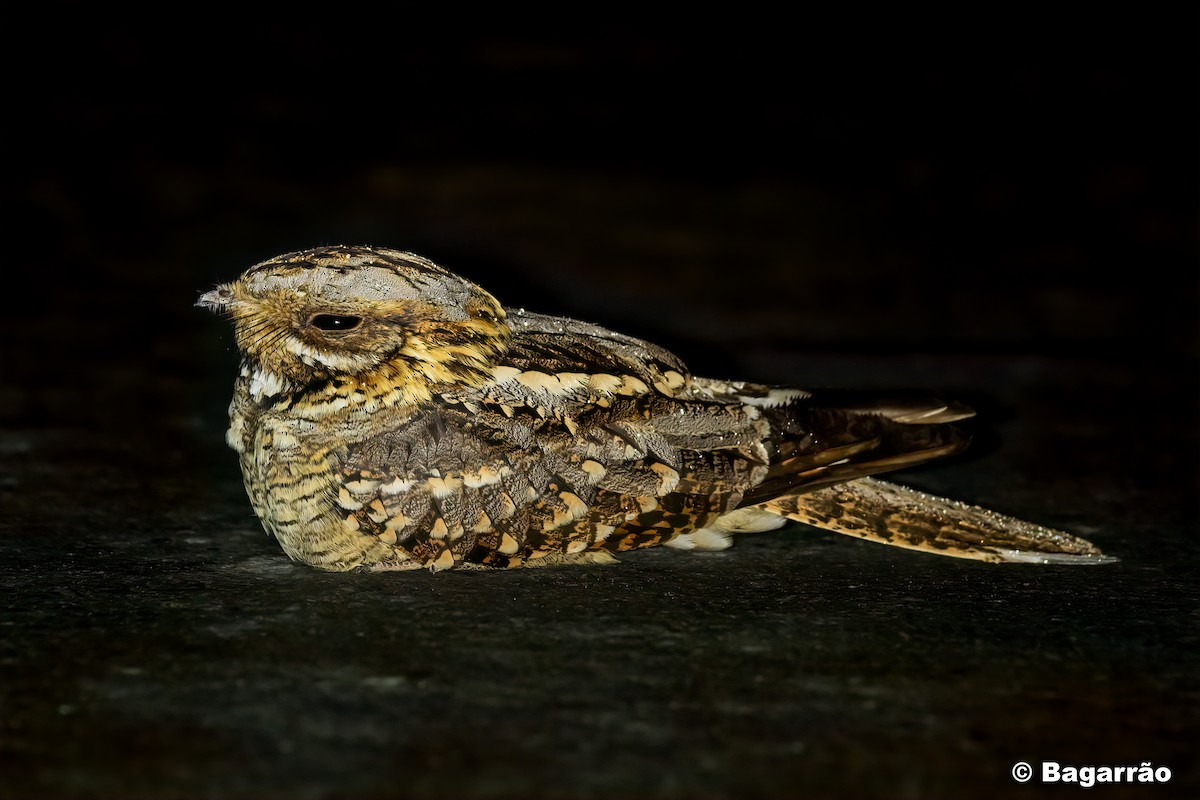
[198,245,511,393]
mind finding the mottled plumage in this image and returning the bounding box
[197,245,1113,572]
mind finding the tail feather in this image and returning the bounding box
[761,477,1115,564]
[742,439,968,507]
[817,394,977,425]
[749,392,975,503]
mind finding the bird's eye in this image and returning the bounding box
[308,314,363,331]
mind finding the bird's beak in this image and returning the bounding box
[196,284,234,311]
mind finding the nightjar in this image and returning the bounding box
[197,245,1112,572]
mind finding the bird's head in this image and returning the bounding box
[198,246,510,392]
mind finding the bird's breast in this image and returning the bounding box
[228,381,402,570]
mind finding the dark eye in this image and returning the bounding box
[309,314,363,331]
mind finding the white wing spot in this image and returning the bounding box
[336,487,363,511]
[616,376,650,395]
[384,512,411,533]
[492,365,522,383]
[588,374,623,394]
[554,372,590,393]
[426,475,463,498]
[581,460,607,483]
[463,465,509,488]
[366,499,389,524]
[515,371,561,393]
[343,478,382,494]
[592,524,615,542]
[430,548,456,572]
[380,477,416,495]
[650,463,680,493]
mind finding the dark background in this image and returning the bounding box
[3,11,1197,800]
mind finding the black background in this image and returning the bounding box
[3,10,1197,800]
[8,13,1194,370]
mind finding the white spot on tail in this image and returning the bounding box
[738,388,811,408]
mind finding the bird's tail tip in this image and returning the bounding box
[989,549,1120,566]
[759,477,1116,566]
